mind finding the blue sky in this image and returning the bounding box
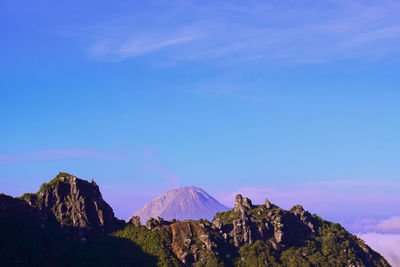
[1,1,400,254]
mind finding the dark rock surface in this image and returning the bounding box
[0,193,71,266]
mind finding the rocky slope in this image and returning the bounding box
[130,186,229,224]
[0,172,391,266]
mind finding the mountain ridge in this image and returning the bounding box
[0,172,391,266]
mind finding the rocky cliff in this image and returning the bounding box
[19,172,120,235]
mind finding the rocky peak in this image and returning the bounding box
[264,198,272,209]
[215,195,320,250]
[21,172,120,234]
[233,194,253,214]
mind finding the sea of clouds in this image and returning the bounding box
[356,216,400,267]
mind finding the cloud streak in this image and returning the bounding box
[91,33,202,61]
[86,0,400,65]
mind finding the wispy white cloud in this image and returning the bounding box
[345,26,400,47]
[85,0,400,65]
[0,149,118,164]
[91,33,202,61]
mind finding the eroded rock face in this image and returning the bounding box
[22,173,119,234]
[213,194,314,250]
[230,215,257,247]
[170,221,219,265]
[233,194,254,214]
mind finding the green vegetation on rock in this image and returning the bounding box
[113,224,181,267]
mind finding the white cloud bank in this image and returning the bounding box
[355,217,400,266]
[358,232,400,267]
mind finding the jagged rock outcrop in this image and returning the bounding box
[233,194,254,214]
[230,194,258,247]
[136,193,390,266]
[20,172,121,234]
[215,196,317,250]
[208,194,390,266]
[168,220,227,265]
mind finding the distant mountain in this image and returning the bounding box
[129,186,229,223]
